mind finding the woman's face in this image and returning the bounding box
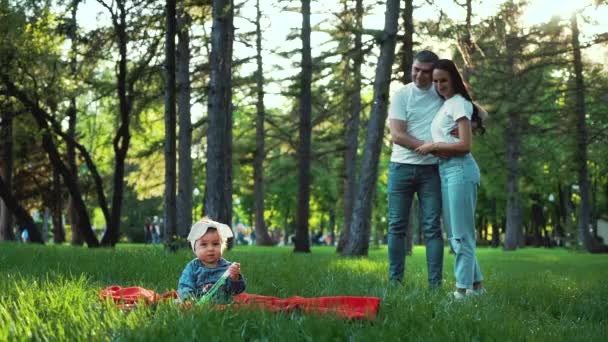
[433,68,455,98]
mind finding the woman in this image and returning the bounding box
[415,59,485,299]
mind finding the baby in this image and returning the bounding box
[177,218,246,302]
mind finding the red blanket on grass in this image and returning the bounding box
[99,286,380,320]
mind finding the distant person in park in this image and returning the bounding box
[387,50,445,289]
[177,218,246,302]
[415,59,486,299]
[152,222,161,244]
[250,230,256,245]
[21,228,30,243]
[144,218,152,243]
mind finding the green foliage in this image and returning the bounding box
[2,0,607,249]
[1,243,608,340]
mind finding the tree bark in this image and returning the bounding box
[204,0,234,228]
[176,2,193,237]
[294,0,312,253]
[51,165,65,243]
[0,107,14,241]
[457,0,476,82]
[164,0,177,244]
[558,183,574,244]
[3,78,99,247]
[338,0,363,253]
[253,0,273,246]
[0,176,43,243]
[101,0,131,246]
[570,13,606,253]
[67,0,83,245]
[503,108,521,251]
[342,0,400,256]
[398,0,414,84]
[503,33,522,251]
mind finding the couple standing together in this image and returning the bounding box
[387,50,485,299]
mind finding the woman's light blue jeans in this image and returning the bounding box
[439,154,483,290]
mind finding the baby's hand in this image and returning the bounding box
[228,263,241,281]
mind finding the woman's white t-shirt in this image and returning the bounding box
[430,94,473,144]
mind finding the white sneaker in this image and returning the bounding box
[451,289,476,300]
[473,287,487,295]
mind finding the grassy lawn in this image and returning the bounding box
[1,242,607,341]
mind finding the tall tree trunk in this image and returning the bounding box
[253,0,273,246]
[398,0,414,84]
[43,130,98,246]
[329,208,336,246]
[570,13,606,253]
[342,0,400,256]
[294,0,312,253]
[397,0,415,251]
[503,33,521,251]
[204,0,234,228]
[3,78,99,247]
[51,166,65,243]
[67,0,83,245]
[102,0,131,246]
[164,0,177,244]
[42,208,50,242]
[503,109,521,250]
[338,0,363,253]
[0,177,42,243]
[0,107,14,241]
[558,183,573,244]
[457,0,476,82]
[490,199,499,247]
[176,2,192,237]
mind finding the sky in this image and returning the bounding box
[76,0,608,110]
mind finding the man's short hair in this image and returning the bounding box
[414,50,439,64]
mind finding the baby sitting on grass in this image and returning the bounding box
[177,218,246,303]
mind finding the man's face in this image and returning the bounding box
[411,60,434,89]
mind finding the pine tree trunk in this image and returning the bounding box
[570,13,606,253]
[0,108,14,241]
[398,0,414,84]
[342,0,400,256]
[458,0,476,82]
[176,2,193,238]
[3,79,99,247]
[0,177,42,243]
[67,0,83,246]
[44,133,98,246]
[205,0,234,228]
[504,109,521,250]
[503,33,521,251]
[102,0,131,246]
[559,183,574,245]
[328,209,335,246]
[397,0,415,252]
[253,0,273,246]
[338,0,363,253]
[294,0,312,253]
[164,0,178,244]
[52,166,65,243]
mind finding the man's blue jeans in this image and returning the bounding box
[388,162,443,288]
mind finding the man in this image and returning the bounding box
[387,50,444,288]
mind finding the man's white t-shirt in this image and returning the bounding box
[388,83,443,165]
[430,94,473,144]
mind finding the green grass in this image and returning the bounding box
[1,242,607,341]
